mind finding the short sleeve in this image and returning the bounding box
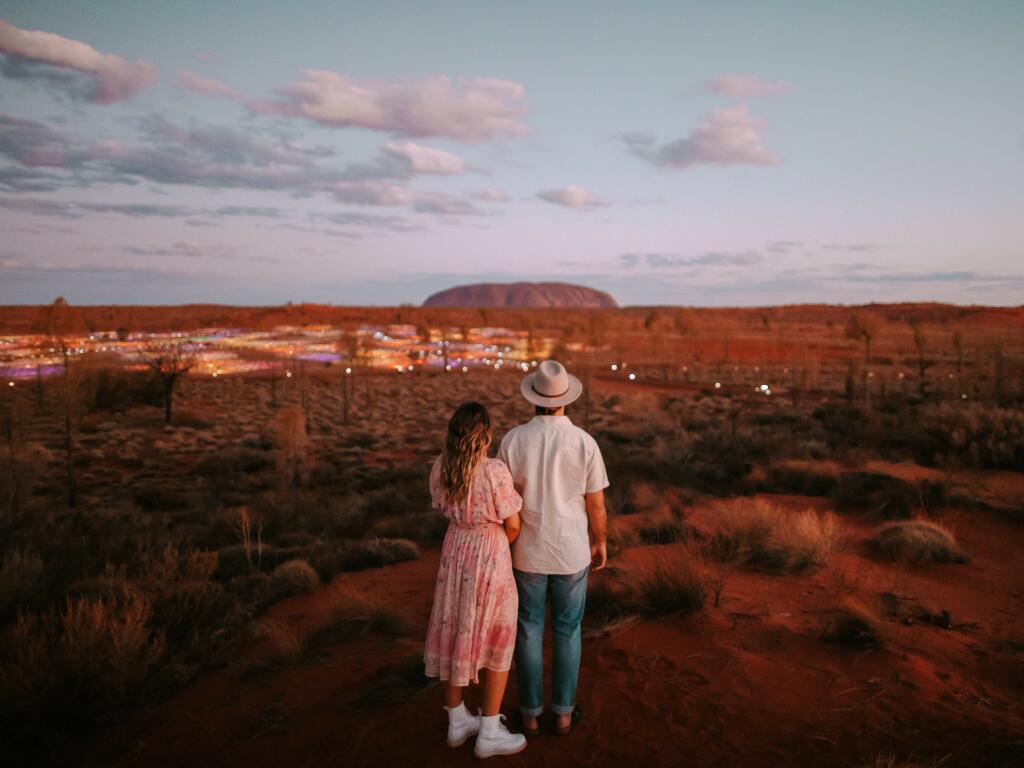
[487,460,522,521]
[584,439,610,494]
[428,459,445,510]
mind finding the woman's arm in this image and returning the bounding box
[503,512,521,544]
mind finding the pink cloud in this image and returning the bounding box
[175,69,236,99]
[250,71,528,141]
[624,105,778,169]
[0,18,157,103]
[704,74,790,99]
[380,141,466,174]
[536,185,607,209]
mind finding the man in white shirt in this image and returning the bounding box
[498,359,609,736]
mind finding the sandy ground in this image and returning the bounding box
[85,489,1024,768]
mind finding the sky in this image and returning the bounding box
[0,1,1022,307]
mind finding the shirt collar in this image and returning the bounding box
[530,414,571,425]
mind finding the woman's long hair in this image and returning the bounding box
[438,402,492,505]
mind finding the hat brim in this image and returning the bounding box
[520,371,584,408]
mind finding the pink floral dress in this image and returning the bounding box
[424,457,522,686]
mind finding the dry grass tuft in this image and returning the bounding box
[706,500,840,574]
[314,586,414,645]
[1,591,165,719]
[822,597,886,648]
[870,520,968,565]
[249,618,305,670]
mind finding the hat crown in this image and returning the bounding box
[534,360,569,396]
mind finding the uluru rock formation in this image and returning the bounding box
[423,281,617,308]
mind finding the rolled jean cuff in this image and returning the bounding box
[520,704,543,717]
[551,702,575,715]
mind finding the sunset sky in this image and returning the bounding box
[1,1,1022,307]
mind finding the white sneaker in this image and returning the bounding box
[474,714,527,759]
[445,702,480,748]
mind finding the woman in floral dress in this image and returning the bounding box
[424,401,528,759]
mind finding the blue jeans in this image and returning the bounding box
[513,566,589,717]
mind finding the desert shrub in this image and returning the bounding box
[831,472,925,519]
[214,544,308,580]
[907,403,1024,470]
[170,409,212,429]
[638,514,689,545]
[83,368,162,413]
[870,521,968,565]
[0,591,165,727]
[197,446,274,478]
[309,538,420,581]
[0,549,44,620]
[276,531,317,548]
[264,559,320,601]
[822,597,885,647]
[0,458,37,535]
[630,555,707,616]
[312,587,414,645]
[150,580,238,662]
[133,482,190,512]
[706,501,839,574]
[585,577,632,624]
[248,618,305,670]
[756,465,839,496]
[370,512,448,542]
[607,525,640,556]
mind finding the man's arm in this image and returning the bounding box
[585,490,607,571]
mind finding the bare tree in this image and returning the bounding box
[845,311,882,366]
[274,405,309,486]
[35,298,82,507]
[139,343,196,423]
[909,319,930,398]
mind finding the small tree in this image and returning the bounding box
[139,343,195,423]
[909,319,930,398]
[845,311,882,365]
[274,405,309,486]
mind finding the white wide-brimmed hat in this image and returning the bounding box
[520,360,583,408]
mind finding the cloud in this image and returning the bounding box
[174,69,236,99]
[0,18,158,103]
[380,141,466,174]
[703,74,790,98]
[536,185,607,209]
[0,113,481,218]
[411,193,483,216]
[471,187,508,203]
[624,105,778,169]
[619,251,764,269]
[0,195,286,221]
[249,71,528,140]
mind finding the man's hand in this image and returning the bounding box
[590,540,607,571]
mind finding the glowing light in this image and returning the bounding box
[407,365,414,371]
[531,361,537,367]
[445,364,452,371]
[345,367,352,374]
[6,381,13,387]
[285,370,293,378]
[628,373,637,381]
[760,384,769,391]
[610,364,618,371]
[961,393,967,399]
[765,389,772,396]
[462,366,469,373]
[714,382,721,389]
[898,372,904,379]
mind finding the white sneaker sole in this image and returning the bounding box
[448,734,476,748]
[474,741,528,759]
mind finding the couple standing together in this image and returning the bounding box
[423,360,609,758]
